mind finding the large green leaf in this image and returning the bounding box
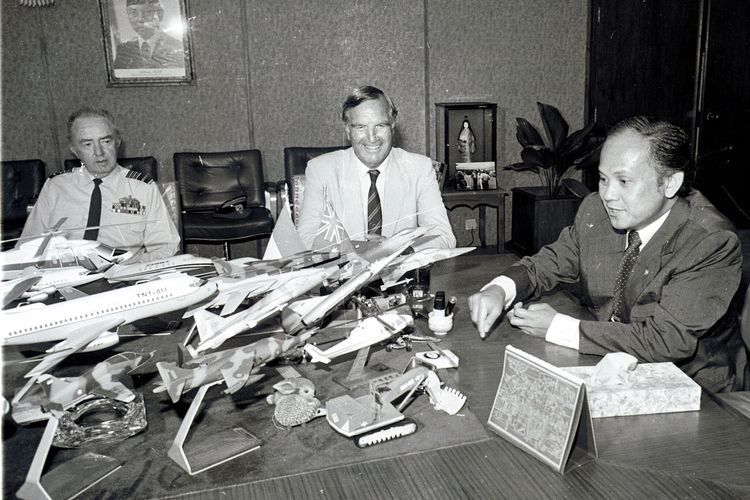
[515,118,545,148]
[537,102,568,152]
[506,161,539,173]
[521,147,555,168]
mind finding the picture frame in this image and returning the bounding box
[99,0,195,87]
[435,102,498,191]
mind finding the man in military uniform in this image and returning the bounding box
[19,107,180,262]
[113,0,185,70]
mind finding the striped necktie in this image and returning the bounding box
[610,230,642,322]
[367,169,382,236]
[83,178,103,241]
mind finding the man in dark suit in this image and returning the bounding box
[113,0,184,69]
[469,116,747,392]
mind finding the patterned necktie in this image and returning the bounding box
[83,178,103,241]
[611,230,642,322]
[141,41,151,59]
[367,169,382,236]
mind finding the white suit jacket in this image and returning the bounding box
[297,147,455,250]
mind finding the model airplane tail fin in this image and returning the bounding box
[303,344,332,364]
[193,309,229,344]
[176,343,196,366]
[154,361,189,403]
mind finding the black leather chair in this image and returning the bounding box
[1,159,46,249]
[174,149,275,259]
[281,146,347,222]
[64,156,159,180]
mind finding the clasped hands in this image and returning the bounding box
[468,285,557,339]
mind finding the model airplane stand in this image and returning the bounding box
[17,417,122,500]
[332,345,393,391]
[168,381,262,475]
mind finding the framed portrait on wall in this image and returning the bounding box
[99,0,195,86]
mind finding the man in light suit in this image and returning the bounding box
[296,86,455,250]
[469,116,747,392]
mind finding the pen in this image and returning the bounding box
[444,296,457,316]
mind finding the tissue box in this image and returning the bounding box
[562,362,701,418]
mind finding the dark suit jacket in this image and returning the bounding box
[113,31,184,69]
[505,190,747,392]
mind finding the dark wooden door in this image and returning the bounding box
[587,0,702,132]
[586,0,702,187]
[694,0,750,229]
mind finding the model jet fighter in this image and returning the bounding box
[154,331,315,403]
[11,351,153,424]
[304,310,414,364]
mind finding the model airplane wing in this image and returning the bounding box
[91,379,135,402]
[220,365,257,394]
[24,317,124,378]
[219,290,252,316]
[57,286,89,301]
[1,274,43,307]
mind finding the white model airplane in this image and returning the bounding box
[1,235,131,280]
[2,273,217,389]
[193,265,338,352]
[184,263,343,318]
[2,266,106,307]
[281,236,415,336]
[304,311,413,364]
[103,253,217,282]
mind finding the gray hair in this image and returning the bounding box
[67,107,120,143]
[341,86,398,124]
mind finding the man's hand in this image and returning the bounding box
[506,302,557,338]
[468,285,506,339]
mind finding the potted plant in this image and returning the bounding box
[506,102,603,255]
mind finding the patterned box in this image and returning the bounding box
[562,362,701,418]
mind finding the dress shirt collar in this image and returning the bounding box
[353,149,393,180]
[81,164,120,183]
[630,209,671,249]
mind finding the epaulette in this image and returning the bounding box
[48,169,73,178]
[124,168,154,184]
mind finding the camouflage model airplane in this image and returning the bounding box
[11,351,153,424]
[154,331,315,403]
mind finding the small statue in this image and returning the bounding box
[457,118,476,163]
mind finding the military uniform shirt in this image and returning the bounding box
[20,165,180,262]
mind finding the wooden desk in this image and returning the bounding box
[4,254,750,499]
[442,189,508,252]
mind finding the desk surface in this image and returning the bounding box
[3,253,750,499]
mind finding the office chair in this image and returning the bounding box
[281,146,347,223]
[64,156,159,181]
[174,149,275,259]
[1,159,47,249]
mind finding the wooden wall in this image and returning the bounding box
[1,0,588,251]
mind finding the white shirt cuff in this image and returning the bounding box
[482,276,516,310]
[545,313,580,350]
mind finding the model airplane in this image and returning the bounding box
[11,351,153,424]
[104,253,217,282]
[304,310,413,364]
[2,273,217,389]
[1,235,131,280]
[378,246,476,290]
[2,265,105,307]
[154,331,315,403]
[280,236,415,336]
[193,265,338,352]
